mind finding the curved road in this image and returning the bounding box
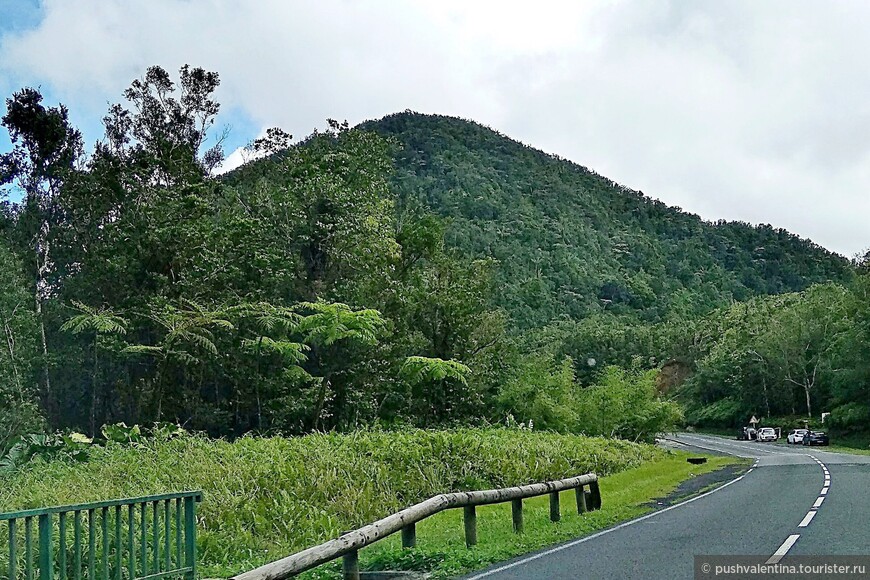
[462,433,870,579]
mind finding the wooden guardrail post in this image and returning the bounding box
[589,480,602,510]
[549,491,560,522]
[342,549,359,580]
[230,473,599,580]
[511,498,523,533]
[575,485,587,514]
[463,505,477,547]
[401,523,416,548]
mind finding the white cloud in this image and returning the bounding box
[1,0,868,256]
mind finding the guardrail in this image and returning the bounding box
[1,491,203,580]
[233,473,601,580]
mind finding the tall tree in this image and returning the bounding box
[0,241,43,451]
[1,88,83,403]
[60,302,128,435]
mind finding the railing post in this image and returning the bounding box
[38,514,53,580]
[511,499,523,533]
[401,523,416,548]
[183,497,197,580]
[589,480,602,510]
[575,485,587,514]
[342,549,359,580]
[9,519,18,580]
[463,506,477,547]
[549,491,560,522]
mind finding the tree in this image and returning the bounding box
[764,284,849,417]
[99,64,224,184]
[1,88,83,402]
[399,356,472,426]
[124,300,233,421]
[295,301,386,430]
[0,241,44,451]
[232,301,306,429]
[59,302,128,435]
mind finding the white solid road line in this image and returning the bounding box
[798,511,817,527]
[766,535,801,565]
[464,471,749,580]
[666,436,771,456]
[677,434,778,454]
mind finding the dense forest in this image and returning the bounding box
[0,65,867,455]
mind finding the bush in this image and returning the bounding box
[826,403,870,433]
[575,366,683,442]
[0,401,46,457]
[497,354,578,432]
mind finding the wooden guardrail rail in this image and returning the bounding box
[232,473,601,580]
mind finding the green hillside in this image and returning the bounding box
[358,112,852,328]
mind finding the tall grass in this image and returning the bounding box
[0,429,662,577]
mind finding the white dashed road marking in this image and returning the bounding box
[767,535,801,565]
[766,455,829,561]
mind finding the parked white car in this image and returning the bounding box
[787,429,808,444]
[757,427,777,442]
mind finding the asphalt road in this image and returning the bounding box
[461,433,870,580]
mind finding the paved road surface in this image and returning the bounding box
[462,433,870,579]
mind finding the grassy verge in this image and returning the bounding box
[0,429,671,578]
[302,452,745,579]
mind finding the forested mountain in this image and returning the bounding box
[356,112,852,328]
[0,66,862,450]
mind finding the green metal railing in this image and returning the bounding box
[1,492,202,580]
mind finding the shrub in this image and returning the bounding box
[575,366,683,442]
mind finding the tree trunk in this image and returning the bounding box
[90,339,99,436]
[312,374,331,431]
[255,336,263,429]
[3,317,23,400]
[35,294,51,397]
[35,221,53,400]
[805,385,812,418]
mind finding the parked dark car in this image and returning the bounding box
[802,431,829,446]
[736,426,757,440]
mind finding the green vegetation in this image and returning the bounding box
[0,61,866,576]
[676,275,870,441]
[0,429,676,578]
[1,65,703,440]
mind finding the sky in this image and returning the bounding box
[0,0,867,258]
